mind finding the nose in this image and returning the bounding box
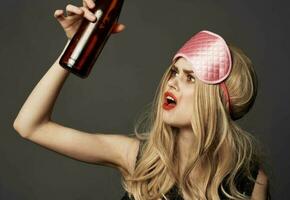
[168,76,179,91]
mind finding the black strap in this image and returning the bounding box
[238,162,260,196]
[120,140,145,200]
[219,162,260,199]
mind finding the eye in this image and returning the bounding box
[187,75,195,83]
[169,68,178,77]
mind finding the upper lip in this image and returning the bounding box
[164,91,178,104]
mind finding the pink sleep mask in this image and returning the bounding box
[172,30,233,114]
[173,30,232,84]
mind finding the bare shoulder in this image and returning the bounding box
[251,168,269,200]
[95,133,140,175]
[125,137,141,175]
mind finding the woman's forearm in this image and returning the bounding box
[13,41,71,137]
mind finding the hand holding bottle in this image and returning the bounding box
[54,0,125,40]
[54,0,125,78]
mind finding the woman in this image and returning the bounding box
[13,0,270,199]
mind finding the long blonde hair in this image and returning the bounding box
[120,44,266,200]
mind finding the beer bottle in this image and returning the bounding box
[59,0,125,78]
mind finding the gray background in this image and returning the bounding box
[1,0,289,199]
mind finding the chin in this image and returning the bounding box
[162,119,181,128]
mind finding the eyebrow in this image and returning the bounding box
[172,65,194,74]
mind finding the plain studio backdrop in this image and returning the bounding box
[0,0,289,199]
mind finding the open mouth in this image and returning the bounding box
[165,96,176,105]
[163,92,177,110]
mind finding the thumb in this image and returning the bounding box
[112,23,125,33]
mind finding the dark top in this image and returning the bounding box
[120,140,267,200]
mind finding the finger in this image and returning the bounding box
[80,6,97,22]
[112,23,125,33]
[83,0,95,9]
[54,9,66,22]
[66,4,84,16]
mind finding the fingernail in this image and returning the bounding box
[90,2,95,9]
[91,15,97,22]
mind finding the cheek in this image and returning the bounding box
[181,91,194,107]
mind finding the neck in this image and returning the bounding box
[174,127,195,178]
[174,127,205,185]
[176,126,194,155]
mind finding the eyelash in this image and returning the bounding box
[169,68,195,82]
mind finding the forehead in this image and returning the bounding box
[174,57,193,71]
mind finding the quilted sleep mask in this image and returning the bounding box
[172,30,232,114]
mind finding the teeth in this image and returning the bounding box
[166,96,175,102]
[167,96,174,101]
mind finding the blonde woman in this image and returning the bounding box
[13,0,270,199]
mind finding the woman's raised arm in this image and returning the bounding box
[12,0,137,175]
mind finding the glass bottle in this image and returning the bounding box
[59,0,124,78]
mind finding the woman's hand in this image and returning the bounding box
[54,0,125,40]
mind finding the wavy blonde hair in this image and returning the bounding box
[120,44,266,200]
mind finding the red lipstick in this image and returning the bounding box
[163,91,177,110]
